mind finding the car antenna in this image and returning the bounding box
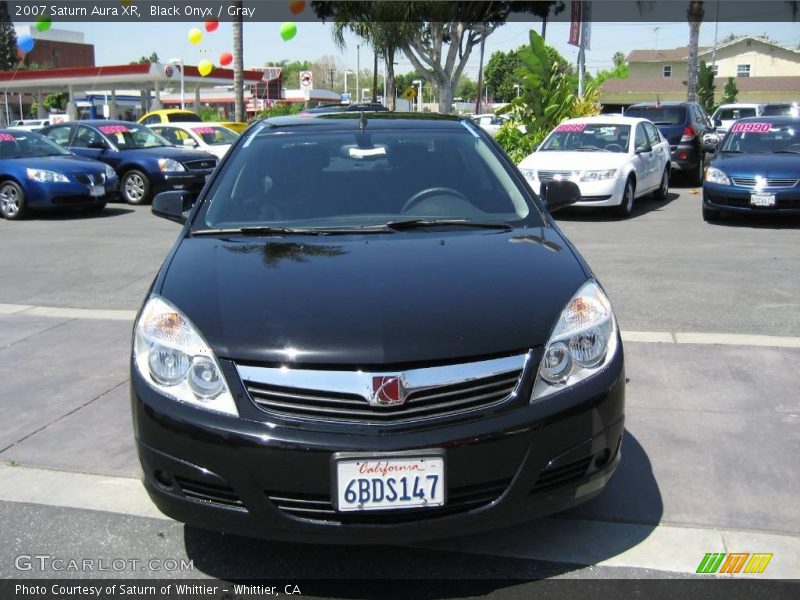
[358,111,368,133]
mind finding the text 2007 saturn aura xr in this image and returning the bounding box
[131,113,625,543]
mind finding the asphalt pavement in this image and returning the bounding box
[1,182,799,589]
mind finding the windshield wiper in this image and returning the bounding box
[383,219,513,231]
[574,146,609,152]
[192,226,322,236]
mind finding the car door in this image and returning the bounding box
[643,121,668,180]
[632,123,656,193]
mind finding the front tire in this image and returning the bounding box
[653,167,669,201]
[692,153,705,186]
[614,178,635,218]
[0,181,27,220]
[121,170,151,205]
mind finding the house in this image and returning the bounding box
[601,36,800,109]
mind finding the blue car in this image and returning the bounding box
[0,129,118,220]
[39,120,217,205]
[703,116,800,221]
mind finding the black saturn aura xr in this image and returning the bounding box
[131,113,625,543]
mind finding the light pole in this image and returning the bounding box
[344,70,353,99]
[412,79,423,112]
[356,45,360,106]
[169,58,185,110]
[514,83,521,98]
[361,88,370,103]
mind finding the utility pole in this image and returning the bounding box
[356,45,360,106]
[329,68,335,89]
[475,24,487,114]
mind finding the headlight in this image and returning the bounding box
[519,168,536,181]
[27,168,69,183]
[133,296,237,416]
[104,164,117,180]
[581,169,617,182]
[157,158,185,173]
[532,280,618,401]
[705,166,730,185]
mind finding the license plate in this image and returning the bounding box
[89,185,104,197]
[750,193,775,207]
[334,453,445,512]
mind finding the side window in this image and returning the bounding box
[141,115,159,125]
[643,122,661,146]
[72,126,103,149]
[45,125,72,146]
[635,124,648,149]
[154,127,176,145]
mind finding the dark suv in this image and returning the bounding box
[625,102,714,184]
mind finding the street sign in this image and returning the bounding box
[402,85,417,100]
[300,71,313,90]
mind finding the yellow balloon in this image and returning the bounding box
[198,59,214,77]
[188,28,203,45]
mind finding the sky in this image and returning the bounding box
[16,18,800,81]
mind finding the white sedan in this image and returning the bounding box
[518,115,671,217]
[148,123,239,159]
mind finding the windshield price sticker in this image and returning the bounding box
[0,133,16,141]
[555,123,586,133]
[730,122,771,133]
[193,127,216,134]
[98,125,129,135]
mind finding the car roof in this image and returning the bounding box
[715,103,763,109]
[259,112,465,131]
[562,115,650,126]
[70,120,139,127]
[628,102,693,108]
[734,115,799,123]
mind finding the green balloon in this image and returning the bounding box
[280,22,297,41]
[36,17,52,32]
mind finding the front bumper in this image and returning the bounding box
[132,345,625,544]
[24,178,119,209]
[153,171,212,196]
[704,182,800,214]
[529,176,626,208]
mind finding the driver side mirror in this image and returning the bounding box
[88,140,108,150]
[152,190,196,224]
[542,180,580,212]
[635,143,652,154]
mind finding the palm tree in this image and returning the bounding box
[232,0,244,122]
[686,1,704,102]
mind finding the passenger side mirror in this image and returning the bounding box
[542,180,580,212]
[183,138,199,148]
[714,118,722,128]
[152,190,195,224]
[702,136,719,154]
[635,143,652,154]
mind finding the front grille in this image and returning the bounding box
[731,177,799,188]
[74,173,105,185]
[267,478,511,524]
[538,170,579,182]
[175,476,246,510]
[529,457,592,494]
[245,370,523,425]
[184,159,217,171]
[52,195,96,204]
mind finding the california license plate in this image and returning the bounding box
[334,452,445,512]
[89,185,104,197]
[750,193,775,207]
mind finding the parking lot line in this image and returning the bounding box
[1,463,797,578]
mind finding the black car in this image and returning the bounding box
[301,102,390,115]
[702,116,800,221]
[39,120,217,205]
[625,101,714,184]
[132,114,625,543]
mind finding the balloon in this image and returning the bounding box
[188,28,203,45]
[198,59,214,77]
[17,35,35,54]
[219,52,233,67]
[289,1,306,15]
[35,17,52,32]
[280,22,297,41]
[205,19,219,32]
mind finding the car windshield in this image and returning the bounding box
[167,112,203,123]
[191,126,238,145]
[714,107,758,121]
[719,122,800,153]
[99,124,171,149]
[0,130,72,158]
[196,124,539,231]
[540,124,630,153]
[625,106,686,125]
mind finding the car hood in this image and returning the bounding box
[159,228,588,366]
[520,151,629,172]
[117,146,216,162]
[711,153,800,178]
[19,155,107,174]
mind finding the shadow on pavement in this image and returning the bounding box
[555,192,680,222]
[182,431,661,592]
[704,211,800,229]
[29,207,134,220]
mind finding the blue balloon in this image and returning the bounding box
[18,35,35,53]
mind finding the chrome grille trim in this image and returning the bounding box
[184,159,217,171]
[237,353,530,425]
[731,177,798,189]
[538,170,579,182]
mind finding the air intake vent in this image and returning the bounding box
[175,476,246,510]
[530,457,592,494]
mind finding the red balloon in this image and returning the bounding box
[219,52,233,67]
[205,19,219,33]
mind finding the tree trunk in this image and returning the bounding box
[686,1,704,103]
[437,79,454,114]
[372,49,379,103]
[233,0,245,122]
[386,49,396,111]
